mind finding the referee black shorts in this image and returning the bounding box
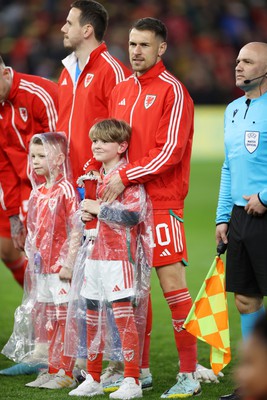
[226,205,267,296]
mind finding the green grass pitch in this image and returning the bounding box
[0,160,244,399]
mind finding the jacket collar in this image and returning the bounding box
[61,42,107,74]
[133,60,166,86]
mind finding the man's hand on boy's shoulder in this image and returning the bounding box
[102,173,125,203]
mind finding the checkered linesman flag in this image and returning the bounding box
[183,256,231,374]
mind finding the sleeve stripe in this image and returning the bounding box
[0,183,7,210]
[101,52,126,84]
[126,71,184,180]
[59,180,76,199]
[19,80,58,131]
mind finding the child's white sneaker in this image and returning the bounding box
[110,377,142,399]
[40,369,77,389]
[25,371,54,387]
[69,370,104,397]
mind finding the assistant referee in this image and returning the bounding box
[216,41,267,400]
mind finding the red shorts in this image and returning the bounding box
[152,209,188,267]
[0,185,30,238]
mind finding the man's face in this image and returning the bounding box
[235,44,267,91]
[236,335,267,398]
[129,28,166,76]
[0,68,12,103]
[61,7,85,51]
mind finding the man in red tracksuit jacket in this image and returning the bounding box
[0,56,58,286]
[57,0,130,184]
[106,17,201,399]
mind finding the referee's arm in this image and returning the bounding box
[216,159,233,245]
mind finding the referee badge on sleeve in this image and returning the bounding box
[244,131,259,153]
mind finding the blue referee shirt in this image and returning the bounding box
[216,92,267,224]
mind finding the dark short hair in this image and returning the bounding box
[130,17,167,42]
[70,0,108,42]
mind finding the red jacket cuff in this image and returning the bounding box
[120,169,130,186]
[6,207,20,218]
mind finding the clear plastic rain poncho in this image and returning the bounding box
[65,158,153,368]
[2,132,81,368]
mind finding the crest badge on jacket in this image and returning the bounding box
[19,107,28,122]
[144,95,156,109]
[85,73,94,88]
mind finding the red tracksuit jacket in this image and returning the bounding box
[109,60,194,210]
[57,42,131,182]
[0,69,58,217]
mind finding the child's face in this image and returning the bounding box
[30,143,50,177]
[236,335,267,399]
[91,139,126,166]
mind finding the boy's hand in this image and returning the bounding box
[59,266,72,281]
[81,199,100,215]
[81,210,95,222]
[102,173,125,202]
